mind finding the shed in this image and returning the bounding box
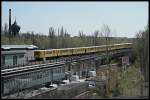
[1,45,38,66]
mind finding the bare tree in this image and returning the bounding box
[135,24,149,97]
[56,28,60,48]
[49,27,56,49]
[78,30,85,39]
[93,30,99,46]
[4,23,9,37]
[101,24,111,95]
[60,26,65,48]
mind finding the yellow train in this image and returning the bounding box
[34,43,132,59]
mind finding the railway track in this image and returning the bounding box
[2,61,66,76]
[1,53,104,75]
[2,49,125,76]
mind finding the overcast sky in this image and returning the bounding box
[2,2,148,38]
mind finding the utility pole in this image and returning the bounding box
[9,9,11,44]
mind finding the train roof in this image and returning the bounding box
[2,45,38,50]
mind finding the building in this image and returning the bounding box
[1,45,38,66]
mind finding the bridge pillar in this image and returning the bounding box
[43,57,46,62]
[76,61,87,79]
[65,63,71,72]
[79,63,83,78]
[94,59,101,70]
[78,61,82,78]
[80,62,88,78]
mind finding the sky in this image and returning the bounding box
[2,2,148,38]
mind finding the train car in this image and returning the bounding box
[57,48,73,57]
[113,44,123,50]
[95,46,101,52]
[109,44,116,51]
[113,43,132,50]
[34,50,46,59]
[72,47,86,55]
[95,45,112,53]
[85,46,96,54]
[34,43,133,60]
[95,45,106,52]
[44,50,54,58]
[34,49,58,59]
[124,43,132,48]
[43,49,60,58]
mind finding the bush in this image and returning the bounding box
[111,88,121,97]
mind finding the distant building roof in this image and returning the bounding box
[2,45,38,50]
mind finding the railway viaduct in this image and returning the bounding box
[1,47,133,96]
